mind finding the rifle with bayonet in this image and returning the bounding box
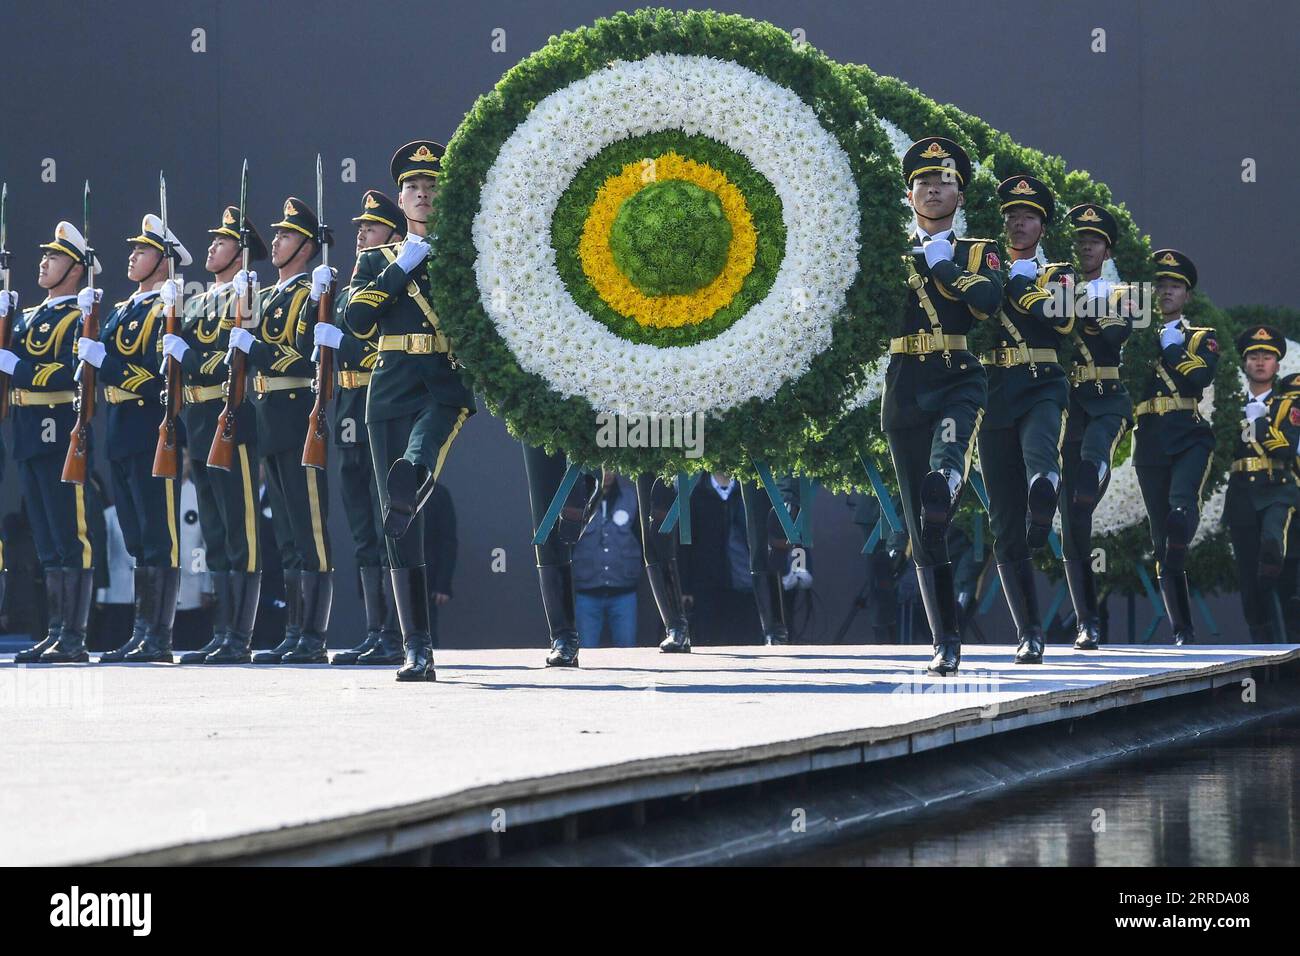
[62,181,97,485]
[0,183,13,421]
[302,153,335,469]
[153,171,183,478]
[208,160,251,473]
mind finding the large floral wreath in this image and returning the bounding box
[428,8,905,476]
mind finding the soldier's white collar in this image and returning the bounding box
[129,288,160,306]
[915,225,956,243]
[1163,315,1186,330]
[1246,387,1272,404]
[276,272,308,293]
[42,295,77,307]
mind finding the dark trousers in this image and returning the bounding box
[1136,446,1213,566]
[688,586,759,645]
[368,403,469,567]
[1225,477,1296,627]
[190,443,260,573]
[522,443,572,566]
[886,404,982,567]
[339,442,384,568]
[19,453,93,569]
[263,447,331,572]
[1059,413,1127,561]
[977,399,1066,562]
[110,451,180,568]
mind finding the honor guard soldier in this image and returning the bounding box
[77,215,189,663]
[1059,204,1132,649]
[167,206,268,664]
[886,137,1002,675]
[1133,249,1219,645]
[227,198,333,664]
[978,175,1074,664]
[0,222,97,661]
[1226,325,1299,642]
[343,140,476,681]
[317,189,404,666]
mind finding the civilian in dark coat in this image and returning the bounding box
[679,473,761,645]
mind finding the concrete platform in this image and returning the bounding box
[1,643,1296,866]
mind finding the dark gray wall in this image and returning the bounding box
[1,0,1294,644]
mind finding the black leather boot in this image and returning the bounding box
[1063,559,1101,649]
[1158,571,1196,645]
[999,559,1045,664]
[1026,474,1059,552]
[383,459,436,539]
[125,567,177,663]
[16,568,65,662]
[206,571,260,664]
[539,564,580,667]
[1071,459,1102,516]
[331,566,384,665]
[920,469,957,555]
[916,563,962,675]
[40,568,94,663]
[253,569,301,664]
[647,559,691,653]
[1162,507,1192,574]
[283,571,332,663]
[357,570,403,664]
[392,565,435,681]
[752,570,790,645]
[180,571,231,664]
[98,566,151,662]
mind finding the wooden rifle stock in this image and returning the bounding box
[207,284,246,472]
[61,296,100,484]
[301,279,336,469]
[152,293,183,478]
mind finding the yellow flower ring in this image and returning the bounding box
[578,153,758,329]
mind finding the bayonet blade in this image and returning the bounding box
[316,153,327,269]
[84,180,94,292]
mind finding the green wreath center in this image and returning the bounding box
[609,179,733,296]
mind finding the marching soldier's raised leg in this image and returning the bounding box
[327,191,405,666]
[77,214,188,663]
[885,138,1001,676]
[979,176,1073,664]
[1133,250,1219,645]
[171,205,267,664]
[229,197,333,664]
[0,222,98,662]
[1059,204,1133,649]
[341,142,475,682]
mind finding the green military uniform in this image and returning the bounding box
[344,141,476,681]
[1058,204,1133,649]
[245,198,332,663]
[978,176,1073,664]
[3,221,97,662]
[93,215,188,664]
[1224,326,1300,642]
[175,206,266,665]
[329,189,404,666]
[1133,249,1219,644]
[885,137,1002,675]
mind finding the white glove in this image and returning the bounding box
[232,269,257,299]
[922,238,954,268]
[0,348,18,375]
[1159,323,1185,349]
[394,234,430,273]
[313,323,343,350]
[1009,258,1038,281]
[1086,278,1114,300]
[310,264,335,300]
[76,286,103,314]
[0,290,17,318]
[77,336,106,368]
[159,278,180,308]
[228,326,254,354]
[1245,400,1269,423]
[162,332,189,363]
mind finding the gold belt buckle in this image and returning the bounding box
[407,333,433,355]
[914,332,934,354]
